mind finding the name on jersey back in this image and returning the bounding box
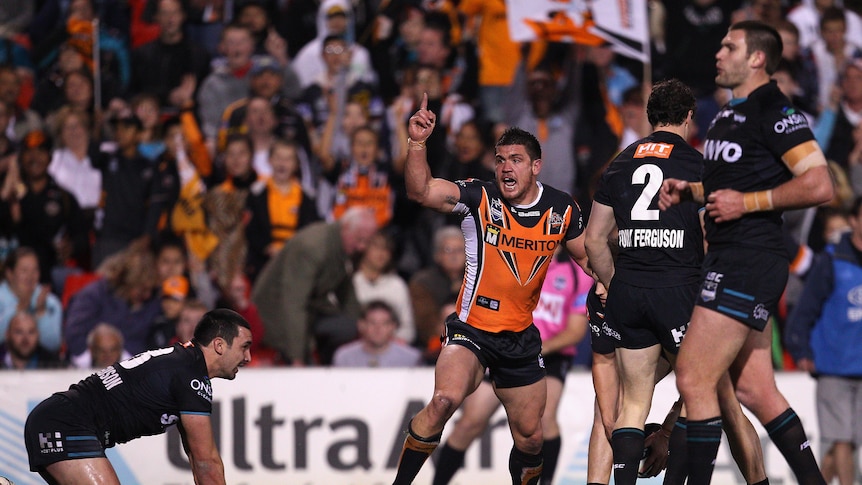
[618,228,685,249]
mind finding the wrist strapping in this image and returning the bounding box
[743,190,774,212]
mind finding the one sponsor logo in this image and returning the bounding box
[476,295,500,311]
[549,212,564,229]
[753,304,770,322]
[714,109,746,123]
[485,225,500,246]
[490,198,503,224]
[515,210,540,217]
[190,377,213,402]
[671,323,687,346]
[700,271,723,302]
[602,322,621,341]
[634,142,674,159]
[773,111,809,134]
[39,432,64,453]
[450,332,481,350]
[848,286,862,306]
[161,414,179,426]
[800,440,810,451]
[614,464,626,469]
[538,354,545,369]
[590,323,601,336]
[456,180,469,187]
[703,139,743,163]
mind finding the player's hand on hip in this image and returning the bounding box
[705,189,745,223]
[407,92,437,143]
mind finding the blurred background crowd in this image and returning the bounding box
[0,0,860,370]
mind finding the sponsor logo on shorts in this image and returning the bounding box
[701,271,723,302]
[476,295,500,311]
[590,323,601,336]
[538,354,545,369]
[614,463,626,469]
[671,323,687,346]
[38,432,64,453]
[800,440,810,451]
[753,303,770,321]
[190,377,213,402]
[450,333,481,350]
[602,322,621,341]
[161,413,179,426]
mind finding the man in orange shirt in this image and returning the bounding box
[392,95,588,485]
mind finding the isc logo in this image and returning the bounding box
[634,142,674,159]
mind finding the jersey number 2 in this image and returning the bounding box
[631,164,662,221]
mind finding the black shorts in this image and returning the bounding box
[443,314,545,389]
[25,394,106,471]
[587,287,619,355]
[696,247,787,331]
[543,353,571,383]
[606,279,698,353]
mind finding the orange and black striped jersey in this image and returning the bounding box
[453,179,584,333]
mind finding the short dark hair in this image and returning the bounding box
[820,6,846,30]
[193,308,251,346]
[730,20,783,75]
[647,79,696,127]
[360,300,399,327]
[496,126,541,161]
[4,246,38,273]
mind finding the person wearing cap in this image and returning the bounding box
[91,114,177,266]
[14,130,90,284]
[147,275,190,349]
[291,0,375,89]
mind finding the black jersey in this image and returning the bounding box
[594,131,704,287]
[452,179,584,333]
[702,81,815,256]
[60,342,211,446]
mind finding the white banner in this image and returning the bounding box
[589,0,651,63]
[0,368,827,484]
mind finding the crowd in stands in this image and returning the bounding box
[0,0,861,369]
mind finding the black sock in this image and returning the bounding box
[393,422,442,485]
[749,479,770,485]
[686,417,723,485]
[432,442,466,485]
[664,417,688,485]
[612,428,645,485]
[509,445,543,485]
[765,408,825,485]
[540,436,561,485]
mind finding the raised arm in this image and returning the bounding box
[179,413,226,484]
[405,93,462,212]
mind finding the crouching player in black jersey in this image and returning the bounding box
[660,20,833,485]
[24,308,253,484]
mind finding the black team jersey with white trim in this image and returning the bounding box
[60,342,211,447]
[702,81,815,256]
[594,130,704,287]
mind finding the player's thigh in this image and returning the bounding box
[44,458,120,485]
[495,378,547,440]
[434,343,485,402]
[676,306,751,390]
[458,379,502,429]
[729,319,787,421]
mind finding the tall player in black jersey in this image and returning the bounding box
[24,308,252,484]
[660,21,834,485]
[392,94,588,485]
[586,79,766,485]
